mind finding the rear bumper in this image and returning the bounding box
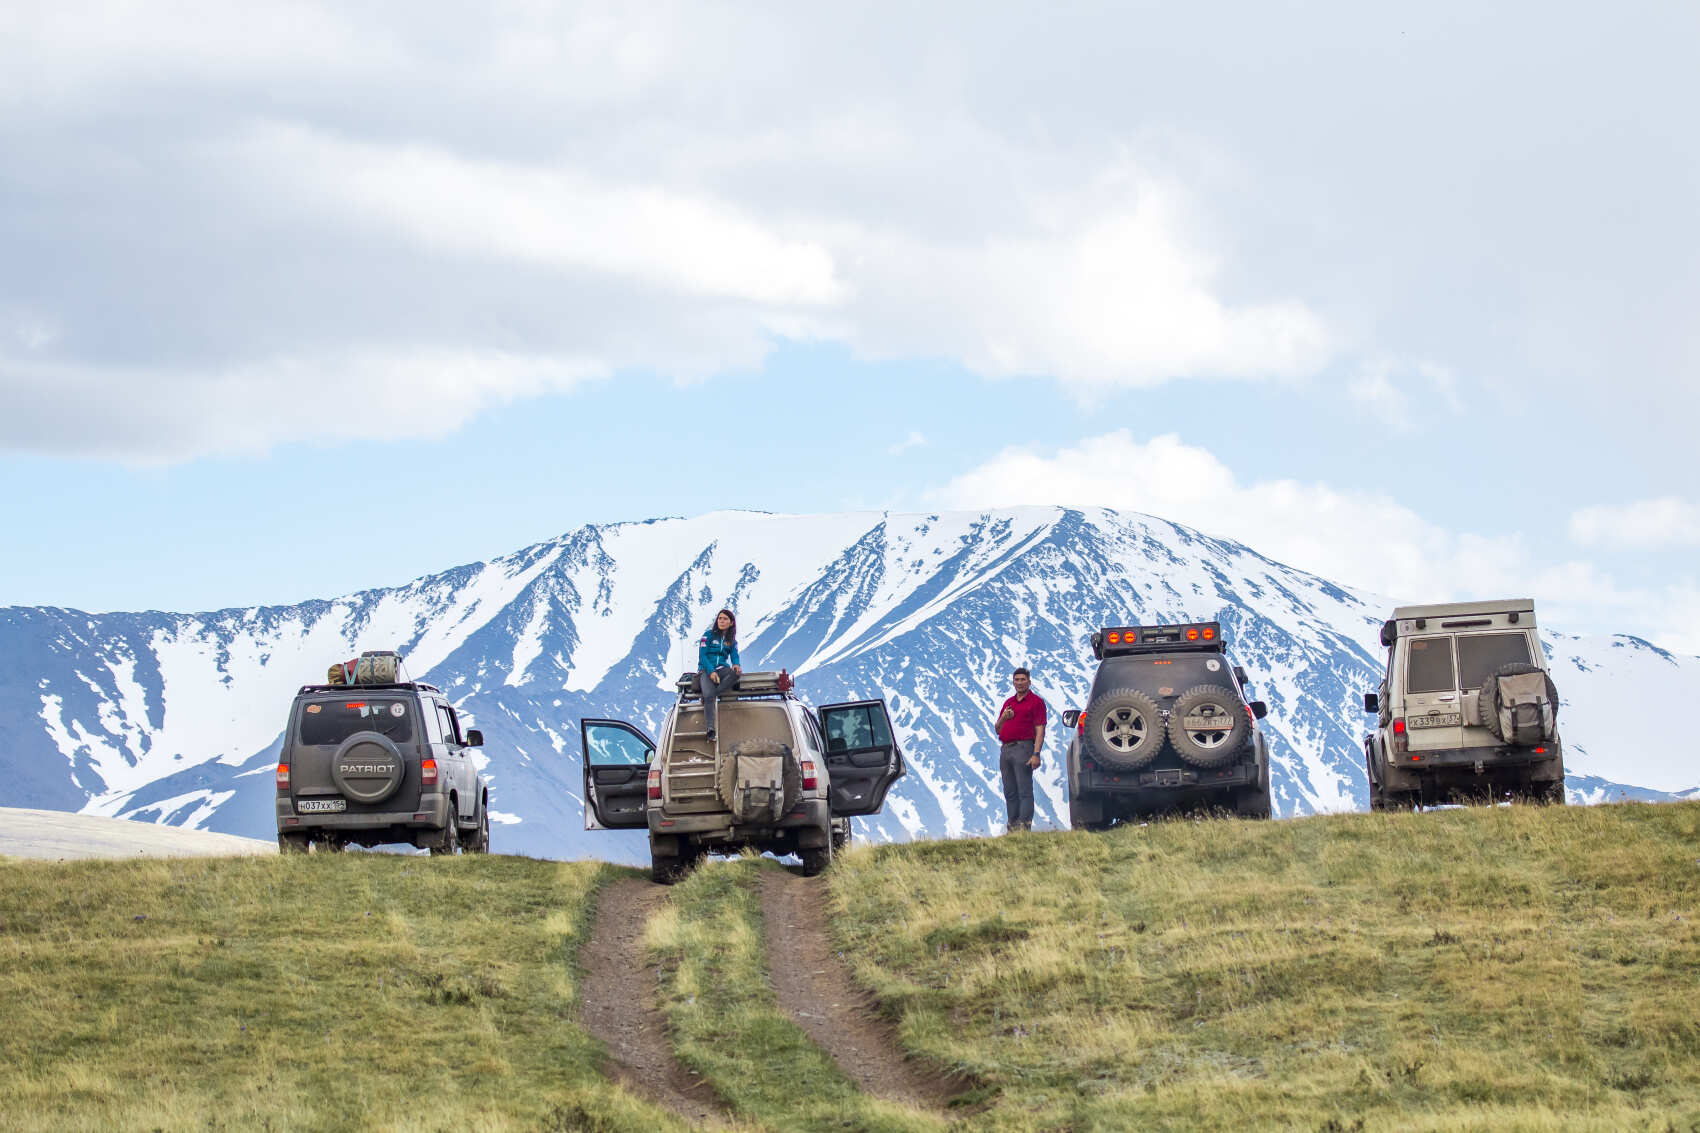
[649,797,829,840]
[1079,761,1259,794]
[276,790,450,832]
[1382,744,1564,791]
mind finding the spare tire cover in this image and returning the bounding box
[331,732,406,804]
[1084,688,1164,770]
[727,738,802,814]
[1477,662,1559,738]
[1168,685,1250,768]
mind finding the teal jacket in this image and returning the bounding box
[698,629,740,673]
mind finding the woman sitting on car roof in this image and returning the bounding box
[697,608,743,740]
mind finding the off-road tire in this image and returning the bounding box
[430,808,460,856]
[1168,685,1251,768]
[800,831,833,877]
[278,832,310,854]
[1236,786,1273,819]
[651,854,683,885]
[830,819,851,852]
[1069,791,1107,830]
[1084,688,1164,770]
[1476,662,1559,739]
[464,797,490,854]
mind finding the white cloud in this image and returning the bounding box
[887,430,927,455]
[0,349,605,462]
[931,431,1700,653]
[1570,498,1700,549]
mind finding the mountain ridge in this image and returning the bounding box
[2,506,1693,861]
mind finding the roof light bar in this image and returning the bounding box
[1093,622,1226,659]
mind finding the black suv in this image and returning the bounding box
[275,655,490,854]
[1063,621,1272,827]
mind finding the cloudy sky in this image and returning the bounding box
[2,1,1697,651]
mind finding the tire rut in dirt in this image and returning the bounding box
[579,878,728,1124]
[760,870,966,1109]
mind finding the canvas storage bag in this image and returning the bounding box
[354,651,401,685]
[1493,671,1556,745]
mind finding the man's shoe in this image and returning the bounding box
[706,728,716,741]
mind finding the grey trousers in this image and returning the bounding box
[699,666,739,732]
[999,739,1036,827]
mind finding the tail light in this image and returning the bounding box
[420,758,439,787]
[1391,719,1407,755]
[1077,715,1087,736]
[1392,718,1406,735]
[647,768,662,801]
[275,762,290,791]
[801,760,818,790]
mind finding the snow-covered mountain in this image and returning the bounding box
[3,507,1693,862]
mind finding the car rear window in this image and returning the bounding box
[297,698,415,746]
[1405,637,1457,694]
[1092,656,1238,702]
[1456,632,1534,690]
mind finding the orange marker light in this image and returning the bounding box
[1107,631,1121,644]
[1202,627,1216,640]
[1186,629,1200,641]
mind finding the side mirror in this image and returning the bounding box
[466,729,484,747]
[1062,709,1081,728]
[1249,701,1268,720]
[1362,693,1378,714]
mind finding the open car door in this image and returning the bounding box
[817,700,906,817]
[580,718,655,831]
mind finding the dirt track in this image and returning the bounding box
[761,869,964,1109]
[578,878,728,1124]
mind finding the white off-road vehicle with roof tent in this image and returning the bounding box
[581,671,906,883]
[1362,599,1565,808]
[1062,620,1273,826]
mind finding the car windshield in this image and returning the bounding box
[1456,632,1534,690]
[298,698,414,746]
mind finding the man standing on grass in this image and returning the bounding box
[993,667,1047,834]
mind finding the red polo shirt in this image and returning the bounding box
[997,691,1048,743]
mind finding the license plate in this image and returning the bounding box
[1182,713,1231,730]
[1408,713,1461,729]
[297,798,346,813]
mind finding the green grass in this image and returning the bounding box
[647,856,950,1132]
[829,802,1700,1131]
[6,803,1699,1130]
[0,853,683,1132]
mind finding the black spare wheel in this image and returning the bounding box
[1085,688,1164,770]
[1168,685,1250,768]
[330,732,406,804]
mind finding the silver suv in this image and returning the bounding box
[1362,599,1565,808]
[581,671,905,883]
[275,652,490,853]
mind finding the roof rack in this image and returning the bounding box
[297,681,444,695]
[673,670,799,704]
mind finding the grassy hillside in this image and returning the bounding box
[0,853,680,1132]
[831,801,1700,1130]
[3,802,1697,1130]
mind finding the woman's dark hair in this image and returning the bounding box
[712,608,737,643]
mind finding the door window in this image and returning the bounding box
[824,704,892,752]
[585,722,654,765]
[1405,637,1457,694]
[422,700,445,745]
[1456,633,1534,690]
[438,704,462,746]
